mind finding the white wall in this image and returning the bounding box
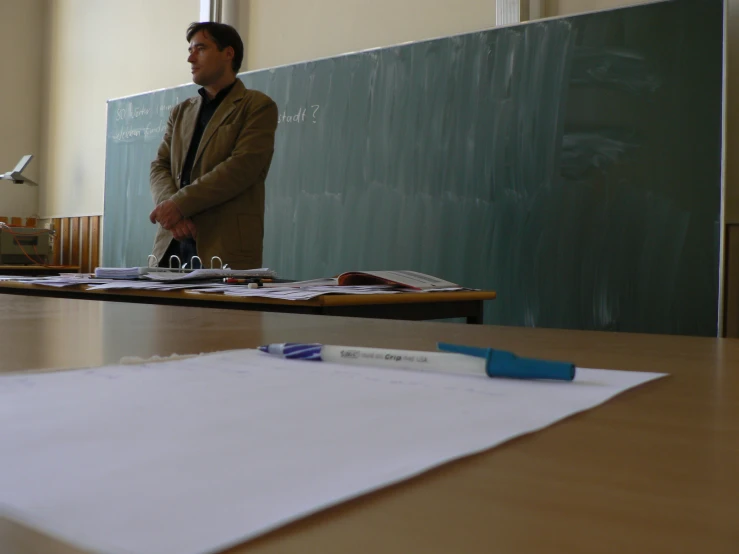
[241,0,654,75]
[39,0,199,218]
[244,0,499,71]
[547,0,647,15]
[0,0,45,219]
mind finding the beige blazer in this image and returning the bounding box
[150,79,278,269]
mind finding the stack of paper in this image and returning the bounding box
[94,266,147,279]
[194,284,400,300]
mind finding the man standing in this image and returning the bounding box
[149,22,277,269]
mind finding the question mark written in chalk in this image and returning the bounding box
[311,105,319,123]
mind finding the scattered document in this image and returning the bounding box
[189,284,403,300]
[86,281,227,292]
[262,277,339,287]
[0,271,471,299]
[0,349,665,554]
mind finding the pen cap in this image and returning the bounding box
[437,343,575,381]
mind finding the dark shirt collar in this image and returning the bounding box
[197,79,238,104]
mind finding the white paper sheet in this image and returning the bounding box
[0,349,665,554]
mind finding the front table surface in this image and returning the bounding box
[0,295,736,554]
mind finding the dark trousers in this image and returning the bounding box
[159,238,199,269]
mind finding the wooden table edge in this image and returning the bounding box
[0,282,497,308]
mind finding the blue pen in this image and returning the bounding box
[258,342,575,381]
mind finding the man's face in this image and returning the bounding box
[187,30,232,87]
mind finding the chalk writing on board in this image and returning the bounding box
[278,104,320,124]
[115,99,181,122]
[110,122,168,143]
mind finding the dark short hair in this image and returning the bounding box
[187,22,244,73]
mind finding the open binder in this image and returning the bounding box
[95,255,276,281]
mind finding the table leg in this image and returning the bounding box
[466,302,484,325]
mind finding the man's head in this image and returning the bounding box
[186,22,244,88]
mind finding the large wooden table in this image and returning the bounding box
[0,280,495,324]
[0,295,737,554]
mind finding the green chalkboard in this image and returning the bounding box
[103,0,724,335]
